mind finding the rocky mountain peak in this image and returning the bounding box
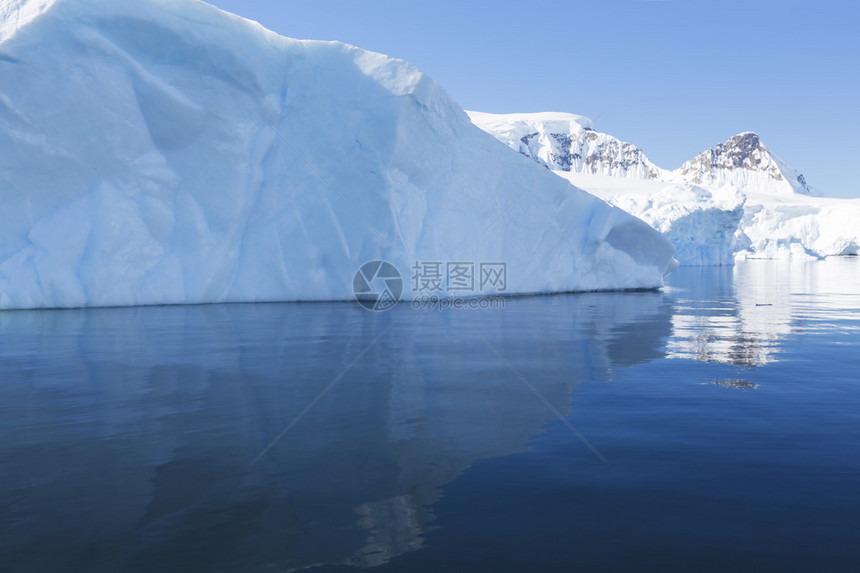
[470,112,818,196]
[676,132,815,195]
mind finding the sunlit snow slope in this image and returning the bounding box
[0,0,676,309]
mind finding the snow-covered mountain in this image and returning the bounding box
[0,0,676,309]
[673,131,818,197]
[470,112,817,197]
[467,111,666,180]
[471,112,858,264]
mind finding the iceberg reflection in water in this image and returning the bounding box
[1,259,859,572]
[0,292,669,571]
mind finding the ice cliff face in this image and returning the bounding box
[0,0,676,309]
[468,111,665,180]
[673,132,817,197]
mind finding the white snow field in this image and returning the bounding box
[470,112,860,265]
[0,0,676,309]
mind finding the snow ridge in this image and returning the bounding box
[467,111,665,180]
[470,112,816,197]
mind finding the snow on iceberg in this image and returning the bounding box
[0,0,676,309]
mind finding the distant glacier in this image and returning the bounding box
[470,111,860,265]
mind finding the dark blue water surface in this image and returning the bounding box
[1,260,859,572]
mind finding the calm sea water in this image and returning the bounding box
[1,260,859,572]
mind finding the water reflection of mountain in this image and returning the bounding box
[0,292,671,572]
[666,259,860,366]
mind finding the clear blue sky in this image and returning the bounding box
[209,0,859,197]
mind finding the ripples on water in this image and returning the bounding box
[0,259,858,572]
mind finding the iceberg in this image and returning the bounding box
[0,0,676,309]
